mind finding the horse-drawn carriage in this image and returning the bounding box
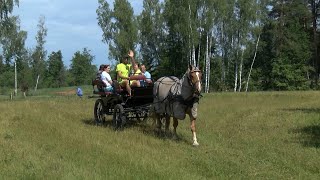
[92,76,153,130]
[91,65,203,146]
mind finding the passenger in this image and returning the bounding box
[116,50,136,96]
[140,64,152,86]
[101,64,113,92]
[76,87,83,98]
[96,64,105,80]
[130,63,141,87]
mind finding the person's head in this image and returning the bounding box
[133,63,139,72]
[121,55,129,64]
[140,64,146,73]
[103,64,111,72]
[99,64,105,71]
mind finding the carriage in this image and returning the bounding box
[92,77,153,130]
[91,65,203,145]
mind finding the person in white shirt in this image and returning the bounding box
[101,64,113,92]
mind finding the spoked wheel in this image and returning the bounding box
[94,99,105,125]
[113,104,126,130]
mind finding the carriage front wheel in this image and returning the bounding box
[113,104,125,130]
[94,99,105,125]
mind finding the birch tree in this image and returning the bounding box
[97,0,138,62]
[31,15,47,90]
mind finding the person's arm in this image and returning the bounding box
[128,50,136,66]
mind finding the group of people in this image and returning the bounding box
[97,50,152,96]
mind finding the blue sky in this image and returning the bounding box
[13,0,144,69]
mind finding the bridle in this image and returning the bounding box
[186,69,202,96]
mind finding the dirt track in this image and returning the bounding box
[54,89,76,96]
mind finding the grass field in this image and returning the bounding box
[1,89,320,179]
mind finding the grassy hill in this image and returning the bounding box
[1,90,320,179]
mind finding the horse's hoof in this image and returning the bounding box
[193,142,199,146]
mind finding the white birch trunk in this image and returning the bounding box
[205,34,209,93]
[233,37,238,92]
[207,33,212,93]
[197,28,201,68]
[14,61,17,96]
[221,23,225,83]
[238,48,244,92]
[189,4,193,66]
[245,34,260,92]
[192,45,196,66]
[35,75,40,92]
[197,40,201,68]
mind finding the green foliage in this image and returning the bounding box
[97,0,138,62]
[138,0,164,73]
[3,0,320,92]
[69,48,96,86]
[31,16,47,89]
[254,0,312,90]
[0,0,19,20]
[45,50,66,88]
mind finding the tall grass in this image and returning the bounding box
[1,91,320,179]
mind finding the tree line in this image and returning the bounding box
[2,0,320,94]
[0,3,97,95]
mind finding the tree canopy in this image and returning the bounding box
[3,0,320,93]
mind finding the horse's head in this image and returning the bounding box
[187,64,202,95]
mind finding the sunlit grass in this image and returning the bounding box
[1,91,320,179]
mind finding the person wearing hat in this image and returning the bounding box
[116,50,136,96]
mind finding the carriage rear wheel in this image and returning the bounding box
[94,99,105,125]
[113,104,125,130]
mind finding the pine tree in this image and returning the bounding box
[46,50,66,88]
[260,0,312,90]
[69,48,96,86]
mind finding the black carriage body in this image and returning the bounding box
[92,79,154,129]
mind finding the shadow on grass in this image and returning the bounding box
[283,107,320,114]
[81,118,189,144]
[134,122,190,144]
[291,125,320,148]
[81,119,113,127]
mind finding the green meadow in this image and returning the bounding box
[1,89,320,179]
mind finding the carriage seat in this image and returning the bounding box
[92,79,113,95]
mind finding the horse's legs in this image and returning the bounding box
[164,115,170,133]
[189,115,199,146]
[154,114,162,131]
[172,117,178,139]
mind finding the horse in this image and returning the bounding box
[152,64,202,146]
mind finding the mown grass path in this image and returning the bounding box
[1,91,320,179]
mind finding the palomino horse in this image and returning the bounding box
[152,65,202,146]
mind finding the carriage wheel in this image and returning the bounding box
[113,104,125,130]
[94,99,105,125]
